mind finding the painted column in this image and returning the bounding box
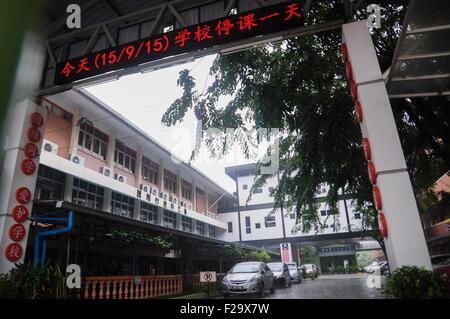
[176,170,182,198]
[204,187,209,214]
[135,149,143,188]
[104,188,112,213]
[64,175,74,202]
[192,180,197,212]
[0,100,47,273]
[67,106,80,157]
[158,159,164,192]
[342,21,431,270]
[106,134,115,169]
[133,199,141,220]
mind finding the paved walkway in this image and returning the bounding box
[263,273,385,299]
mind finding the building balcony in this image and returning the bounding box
[39,150,227,231]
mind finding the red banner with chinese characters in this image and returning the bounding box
[55,1,303,85]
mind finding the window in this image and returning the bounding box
[164,169,177,193]
[354,213,361,219]
[227,222,233,233]
[245,216,251,234]
[142,156,158,184]
[163,210,177,229]
[254,188,263,194]
[72,178,104,210]
[34,165,65,200]
[181,179,192,200]
[209,226,216,238]
[182,216,192,232]
[255,223,261,229]
[196,221,206,235]
[320,210,327,216]
[140,202,158,224]
[78,122,108,159]
[111,192,135,218]
[268,187,274,193]
[265,214,276,227]
[242,184,248,190]
[114,139,136,173]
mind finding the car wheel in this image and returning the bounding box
[259,283,265,297]
[270,283,275,294]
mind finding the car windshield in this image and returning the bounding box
[303,264,313,269]
[267,263,283,271]
[230,263,260,273]
[438,257,450,265]
[287,264,297,270]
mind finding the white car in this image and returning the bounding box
[365,261,387,274]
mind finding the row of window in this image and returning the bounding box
[77,123,196,199]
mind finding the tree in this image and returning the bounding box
[162,1,449,241]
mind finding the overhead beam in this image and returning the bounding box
[391,73,450,82]
[389,91,450,98]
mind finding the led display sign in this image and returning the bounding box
[55,1,304,85]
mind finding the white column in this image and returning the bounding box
[64,175,74,202]
[158,159,164,191]
[104,188,112,213]
[133,199,141,220]
[342,21,431,270]
[192,219,197,235]
[0,100,47,273]
[135,149,143,188]
[192,180,197,212]
[204,187,209,214]
[68,107,80,157]
[176,170,182,198]
[176,214,182,231]
[106,135,116,169]
[157,207,163,226]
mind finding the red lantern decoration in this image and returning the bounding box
[15,187,32,204]
[362,138,371,160]
[8,224,26,242]
[367,161,377,185]
[341,43,349,62]
[378,211,388,238]
[345,61,353,81]
[27,127,41,143]
[30,112,44,128]
[372,186,382,210]
[24,143,39,159]
[354,100,363,123]
[350,80,358,101]
[12,205,29,223]
[21,159,36,176]
[5,243,23,262]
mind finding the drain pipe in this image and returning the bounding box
[32,210,74,267]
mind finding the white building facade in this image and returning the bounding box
[217,164,365,245]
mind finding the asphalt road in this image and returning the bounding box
[260,273,385,299]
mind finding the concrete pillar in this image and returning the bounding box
[205,187,209,213]
[176,213,182,231]
[68,107,80,157]
[342,21,431,270]
[133,199,141,220]
[157,206,163,226]
[104,188,112,213]
[64,175,74,202]
[158,159,164,191]
[192,180,197,212]
[192,219,197,235]
[176,170,182,198]
[0,100,47,273]
[135,149,143,187]
[106,134,116,169]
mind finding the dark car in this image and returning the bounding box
[432,256,450,292]
[267,262,291,287]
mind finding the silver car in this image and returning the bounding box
[286,262,302,283]
[222,261,275,297]
[267,262,292,287]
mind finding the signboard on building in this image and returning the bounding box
[280,243,292,263]
[55,1,304,85]
[200,271,217,283]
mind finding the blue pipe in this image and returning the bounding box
[33,211,74,267]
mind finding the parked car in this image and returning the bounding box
[301,263,319,278]
[432,256,450,291]
[267,262,292,287]
[364,261,388,274]
[286,262,302,283]
[222,261,275,297]
[431,254,450,266]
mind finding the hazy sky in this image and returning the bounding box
[85,54,254,193]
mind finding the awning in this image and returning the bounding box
[386,0,450,98]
